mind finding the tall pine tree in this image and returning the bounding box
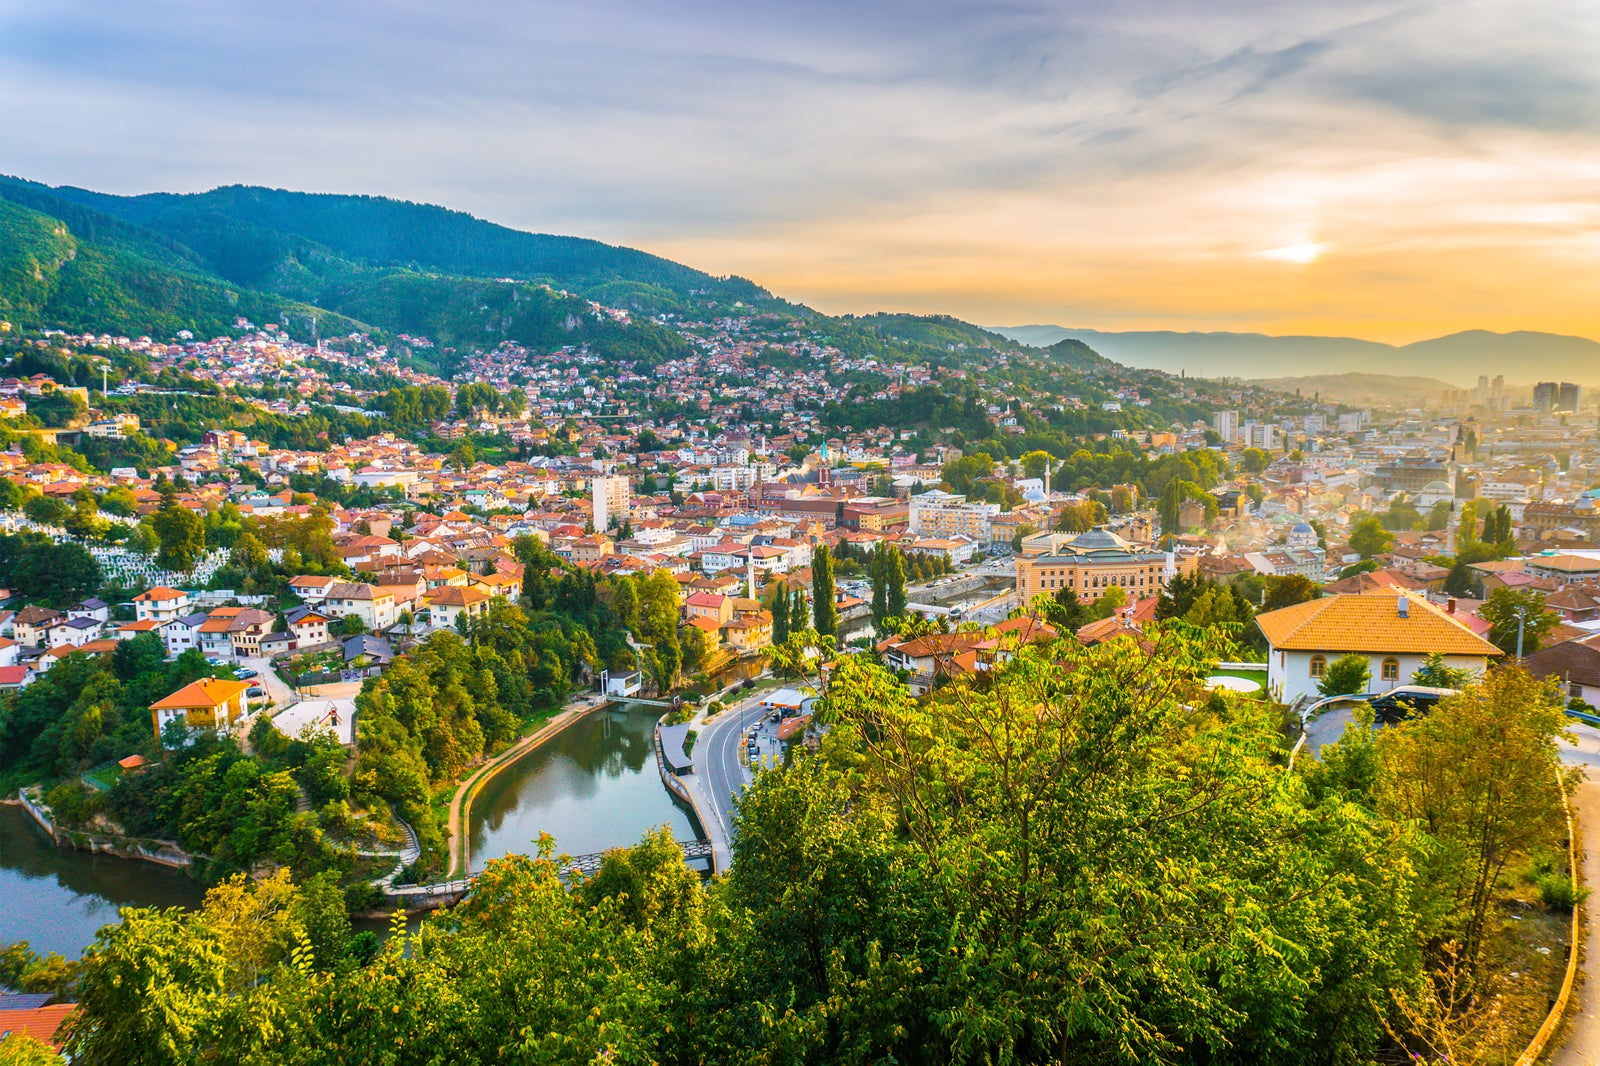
[870,543,889,629]
[885,544,907,620]
[772,583,790,645]
[812,545,838,638]
[790,586,809,636]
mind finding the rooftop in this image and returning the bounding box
[1254,591,1502,657]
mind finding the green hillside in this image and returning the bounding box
[32,181,771,312]
[0,177,693,364]
[0,189,354,340]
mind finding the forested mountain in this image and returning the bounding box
[18,180,769,311]
[0,187,349,341]
[0,177,694,365]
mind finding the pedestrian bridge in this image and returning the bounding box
[384,839,715,906]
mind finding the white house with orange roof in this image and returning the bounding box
[133,586,190,624]
[1254,590,1503,704]
[423,585,492,631]
[150,677,253,738]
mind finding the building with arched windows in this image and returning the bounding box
[1254,590,1502,704]
[1014,528,1197,605]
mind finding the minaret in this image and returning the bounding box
[746,550,757,600]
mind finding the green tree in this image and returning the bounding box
[1319,653,1371,697]
[869,543,889,630]
[228,531,267,572]
[1239,447,1271,474]
[1373,667,1566,967]
[771,582,790,645]
[811,545,838,638]
[885,544,907,620]
[1480,587,1558,656]
[1020,449,1053,481]
[1411,652,1476,689]
[1443,559,1477,599]
[151,499,206,573]
[1347,516,1394,560]
[1263,574,1320,611]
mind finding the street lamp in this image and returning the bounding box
[1514,605,1528,660]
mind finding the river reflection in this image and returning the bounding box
[1,705,701,958]
[468,704,699,870]
[0,803,204,959]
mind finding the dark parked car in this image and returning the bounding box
[234,667,258,680]
[1369,685,1458,725]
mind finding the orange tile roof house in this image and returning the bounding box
[132,585,190,623]
[1255,590,1502,704]
[150,677,253,737]
[423,585,491,631]
[0,1002,76,1051]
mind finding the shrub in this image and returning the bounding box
[1535,871,1589,910]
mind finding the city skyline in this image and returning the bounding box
[3,0,1596,343]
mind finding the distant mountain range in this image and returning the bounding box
[1239,372,1459,409]
[992,326,1600,388]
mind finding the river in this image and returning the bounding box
[0,803,204,960]
[468,703,701,870]
[0,703,702,960]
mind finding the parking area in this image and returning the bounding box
[741,708,787,770]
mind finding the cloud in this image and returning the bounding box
[0,0,1594,340]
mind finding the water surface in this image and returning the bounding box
[0,803,204,959]
[468,704,699,870]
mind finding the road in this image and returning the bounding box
[1553,776,1600,1066]
[236,655,294,712]
[688,689,779,871]
[1553,722,1600,1064]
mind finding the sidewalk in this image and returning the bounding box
[1551,779,1600,1065]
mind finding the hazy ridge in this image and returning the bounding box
[993,325,1600,386]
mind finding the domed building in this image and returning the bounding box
[1418,481,1454,509]
[1285,522,1318,550]
[1014,526,1198,605]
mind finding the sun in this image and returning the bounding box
[1256,241,1326,265]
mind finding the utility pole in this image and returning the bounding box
[1515,605,1528,659]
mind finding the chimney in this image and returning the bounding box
[1446,597,1457,614]
[1397,595,1409,619]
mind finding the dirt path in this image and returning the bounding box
[1551,779,1600,1065]
[443,696,608,877]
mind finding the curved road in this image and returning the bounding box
[689,690,778,871]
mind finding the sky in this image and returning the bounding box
[2,0,1597,342]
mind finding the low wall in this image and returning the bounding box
[16,787,195,870]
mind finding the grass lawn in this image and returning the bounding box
[1210,667,1268,686]
[81,764,122,792]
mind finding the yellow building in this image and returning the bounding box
[1015,528,1196,604]
[150,677,252,737]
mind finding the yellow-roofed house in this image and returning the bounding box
[1254,590,1502,704]
[150,677,253,738]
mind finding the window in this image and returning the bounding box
[1574,683,1586,701]
[1381,658,1400,682]
[1309,655,1326,679]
